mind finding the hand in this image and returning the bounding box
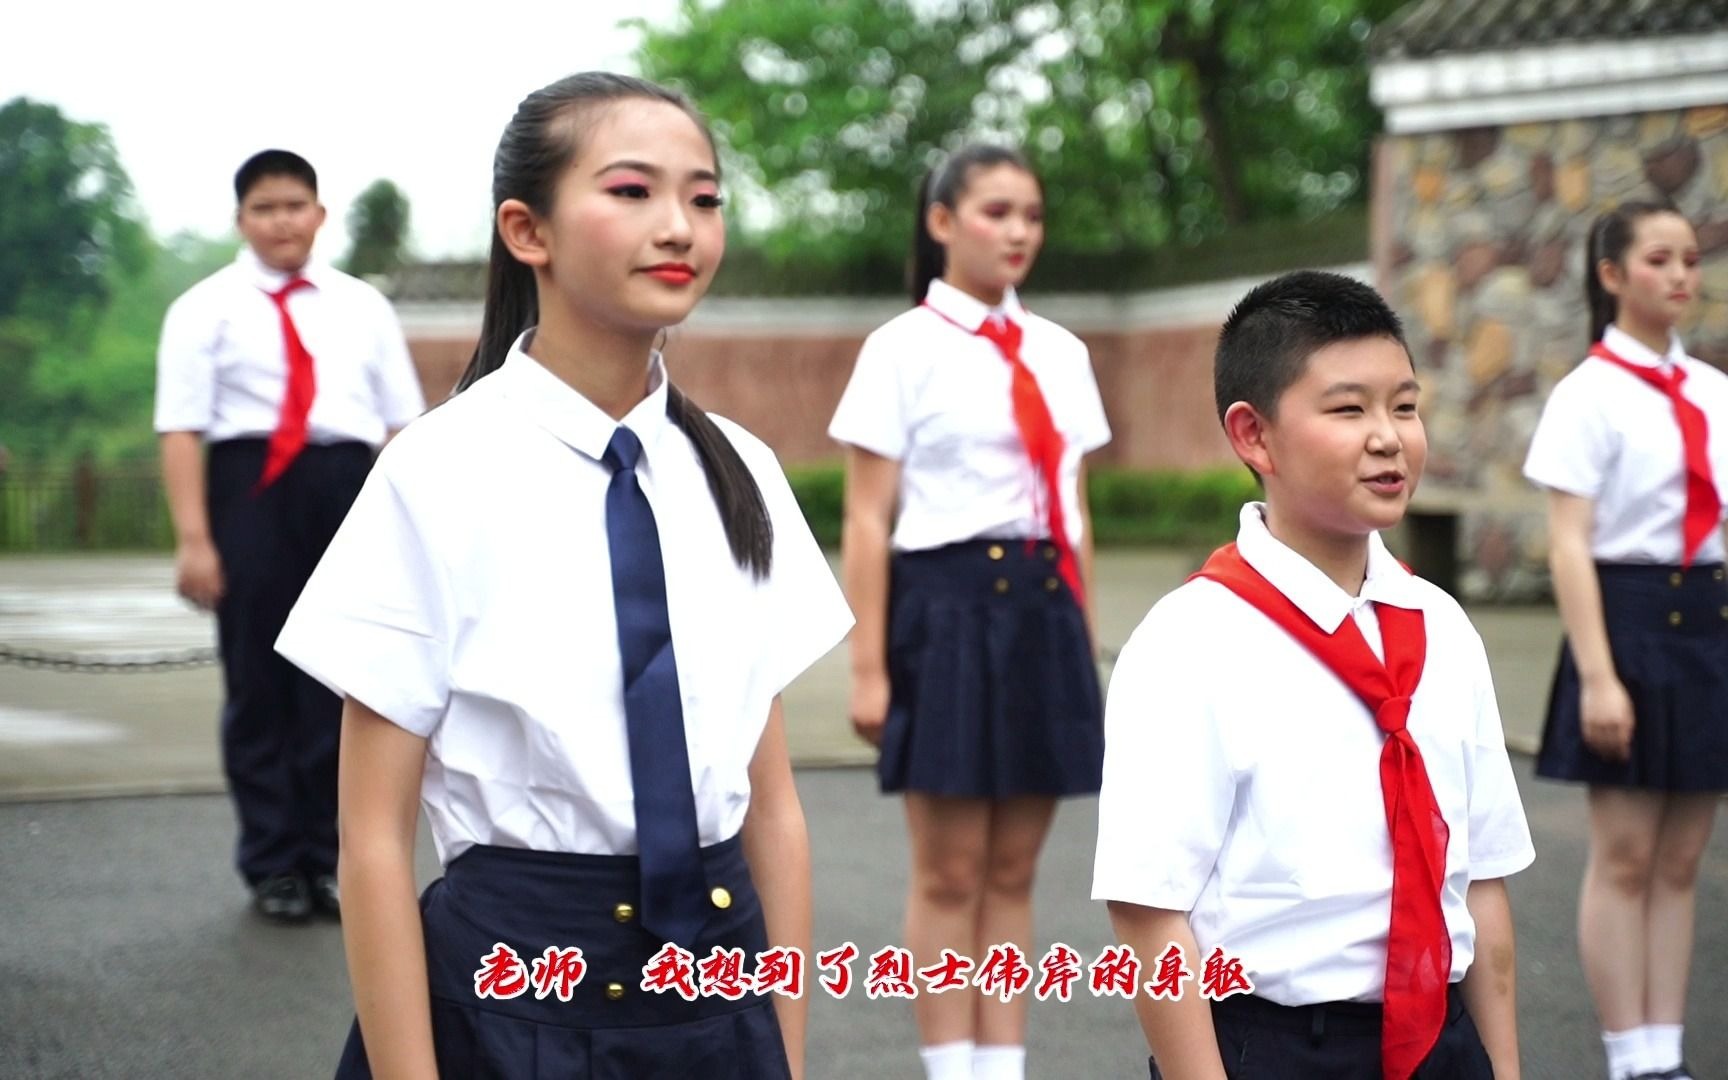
[1579,673,1635,762]
[175,537,225,612]
[849,668,891,747]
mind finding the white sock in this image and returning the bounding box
[1645,1024,1684,1072]
[1603,1028,1644,1080]
[973,1044,1026,1080]
[920,1040,975,1080]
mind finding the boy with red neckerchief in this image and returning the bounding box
[1092,270,1534,1080]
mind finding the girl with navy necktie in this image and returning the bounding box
[276,73,851,1079]
[828,145,1111,1080]
[1524,199,1728,1080]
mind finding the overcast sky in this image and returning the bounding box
[5,0,685,260]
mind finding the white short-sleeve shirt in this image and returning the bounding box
[1523,324,1728,564]
[155,247,426,445]
[826,279,1111,552]
[275,334,854,865]
[1092,504,1535,1007]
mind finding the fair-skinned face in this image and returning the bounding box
[1225,335,1426,568]
[928,163,1044,307]
[496,99,725,338]
[236,175,325,273]
[1599,211,1700,341]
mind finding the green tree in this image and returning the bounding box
[0,97,148,459]
[343,179,411,278]
[633,0,1404,279]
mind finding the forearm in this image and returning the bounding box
[340,837,437,1080]
[1460,879,1520,1079]
[1548,529,1614,681]
[840,513,891,678]
[159,431,211,545]
[1105,902,1227,1080]
[741,791,812,1079]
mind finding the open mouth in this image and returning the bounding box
[1364,471,1406,494]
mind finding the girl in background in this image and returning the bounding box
[277,72,851,1079]
[1523,199,1727,1080]
[828,144,1111,1080]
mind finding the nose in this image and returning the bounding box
[656,195,694,251]
[1366,409,1402,455]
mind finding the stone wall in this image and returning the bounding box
[1375,105,1728,597]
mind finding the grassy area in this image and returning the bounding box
[788,464,1256,549]
[3,464,1257,554]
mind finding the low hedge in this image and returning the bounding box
[786,464,1257,549]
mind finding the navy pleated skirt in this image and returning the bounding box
[334,836,789,1080]
[879,538,1104,798]
[1537,562,1728,792]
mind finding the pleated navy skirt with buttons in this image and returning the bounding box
[1537,562,1728,791]
[879,539,1104,798]
[333,836,788,1080]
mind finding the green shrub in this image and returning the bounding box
[784,464,1256,550]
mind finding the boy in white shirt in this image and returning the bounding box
[1093,271,1534,1080]
[155,149,424,923]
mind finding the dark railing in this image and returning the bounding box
[0,462,174,552]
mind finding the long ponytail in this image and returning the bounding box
[461,71,772,577]
[1584,197,1683,342]
[907,143,1039,306]
[457,230,538,392]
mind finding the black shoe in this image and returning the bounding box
[252,874,312,923]
[309,873,340,920]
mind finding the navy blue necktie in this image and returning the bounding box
[603,425,708,948]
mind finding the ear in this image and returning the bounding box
[1597,256,1625,298]
[497,198,550,269]
[1223,401,1276,478]
[926,200,955,248]
[311,203,327,232]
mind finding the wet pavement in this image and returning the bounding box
[0,554,1723,1079]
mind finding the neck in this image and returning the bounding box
[1261,501,1372,596]
[940,272,1005,309]
[1613,313,1674,359]
[529,299,659,421]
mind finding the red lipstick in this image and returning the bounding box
[644,263,696,285]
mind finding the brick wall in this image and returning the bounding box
[403,319,1236,472]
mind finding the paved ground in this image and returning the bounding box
[0,553,1560,799]
[1,554,1724,1079]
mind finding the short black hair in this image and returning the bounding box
[234,149,318,203]
[1214,270,1407,427]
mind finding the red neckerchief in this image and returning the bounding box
[922,300,1084,606]
[1192,544,1450,1080]
[1590,341,1721,567]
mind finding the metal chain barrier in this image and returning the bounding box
[0,642,219,674]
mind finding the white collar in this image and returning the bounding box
[1233,502,1421,633]
[495,329,672,466]
[236,245,328,291]
[1601,324,1687,370]
[923,277,1027,332]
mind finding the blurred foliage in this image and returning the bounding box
[344,178,412,279]
[635,0,1404,288]
[0,97,158,464]
[0,98,147,322]
[17,233,239,464]
[787,462,1257,547]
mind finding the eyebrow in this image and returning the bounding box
[1321,379,1421,395]
[595,159,720,183]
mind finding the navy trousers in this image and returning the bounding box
[1150,986,1494,1079]
[207,438,371,884]
[334,837,790,1079]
